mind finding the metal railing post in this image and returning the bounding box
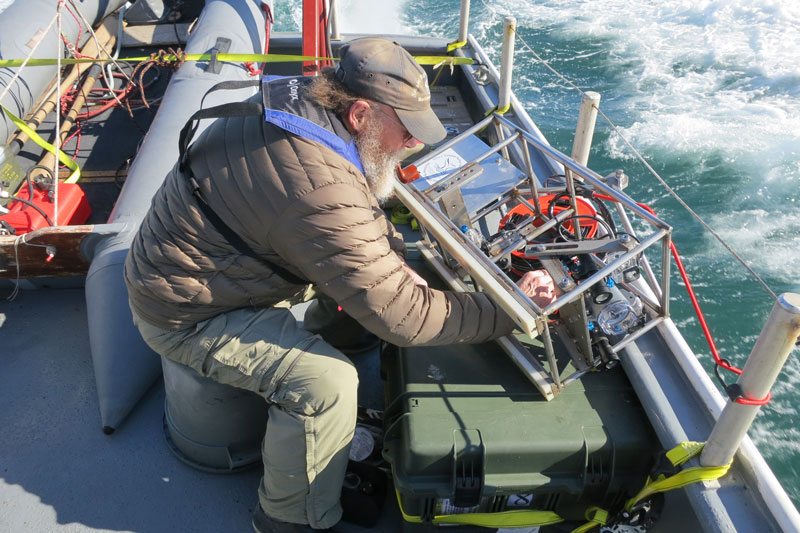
[328,0,340,41]
[571,91,600,166]
[457,0,470,45]
[700,293,800,467]
[498,17,516,113]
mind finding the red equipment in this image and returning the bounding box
[497,193,599,275]
[1,183,91,234]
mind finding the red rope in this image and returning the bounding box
[245,3,273,76]
[593,193,770,406]
[59,1,93,59]
[61,119,82,160]
[59,72,158,122]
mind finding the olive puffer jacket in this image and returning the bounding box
[124,87,516,346]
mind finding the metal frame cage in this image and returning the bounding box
[395,112,674,400]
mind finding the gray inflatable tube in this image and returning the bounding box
[85,0,266,433]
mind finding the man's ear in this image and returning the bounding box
[346,100,371,134]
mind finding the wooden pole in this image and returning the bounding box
[7,16,117,155]
[33,21,118,181]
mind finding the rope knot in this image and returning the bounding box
[150,48,187,69]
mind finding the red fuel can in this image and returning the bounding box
[0,183,91,234]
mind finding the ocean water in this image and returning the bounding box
[2,0,798,512]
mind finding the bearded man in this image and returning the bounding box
[124,38,557,532]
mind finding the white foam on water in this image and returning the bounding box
[703,208,800,292]
[412,0,800,184]
[336,0,409,35]
[463,0,800,290]
[503,1,800,171]
[275,0,410,35]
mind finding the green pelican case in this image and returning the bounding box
[381,335,658,528]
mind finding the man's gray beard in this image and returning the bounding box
[355,117,401,204]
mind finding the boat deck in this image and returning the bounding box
[0,274,696,533]
[0,285,406,533]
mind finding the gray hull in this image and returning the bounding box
[85,0,267,432]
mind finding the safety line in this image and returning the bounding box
[594,193,771,406]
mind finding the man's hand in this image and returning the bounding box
[516,269,559,308]
[402,263,428,287]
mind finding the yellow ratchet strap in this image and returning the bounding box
[446,40,468,52]
[1,104,81,184]
[571,507,609,533]
[390,204,414,225]
[0,53,329,67]
[396,490,564,528]
[0,53,474,68]
[624,441,732,512]
[484,103,512,117]
[415,55,473,66]
[390,204,418,231]
[391,442,730,533]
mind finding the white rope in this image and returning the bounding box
[4,233,55,302]
[472,0,777,301]
[54,2,63,227]
[65,0,138,97]
[103,3,128,102]
[4,234,25,301]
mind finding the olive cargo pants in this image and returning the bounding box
[132,299,359,529]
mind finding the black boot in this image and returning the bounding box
[252,506,331,533]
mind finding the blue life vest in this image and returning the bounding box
[261,75,364,174]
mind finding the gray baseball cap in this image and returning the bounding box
[336,38,447,145]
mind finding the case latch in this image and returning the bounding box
[452,429,484,508]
